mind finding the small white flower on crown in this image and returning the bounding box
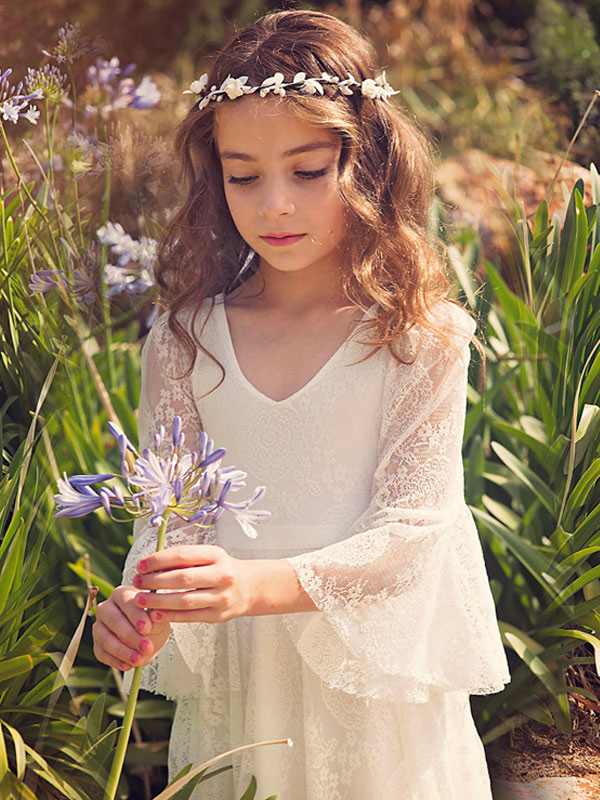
[183,69,399,109]
[259,72,287,97]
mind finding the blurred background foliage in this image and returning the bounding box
[2,0,600,164]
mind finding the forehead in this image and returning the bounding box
[213,95,339,158]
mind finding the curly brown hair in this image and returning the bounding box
[154,8,482,384]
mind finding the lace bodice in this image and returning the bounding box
[122,293,510,704]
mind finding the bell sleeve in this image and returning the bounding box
[282,305,511,703]
[120,309,218,700]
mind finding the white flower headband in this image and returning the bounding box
[183,70,399,110]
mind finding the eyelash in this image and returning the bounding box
[227,168,328,186]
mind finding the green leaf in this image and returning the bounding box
[0,721,26,780]
[0,655,33,683]
[85,694,106,742]
[536,628,600,675]
[490,441,557,514]
[107,699,174,719]
[240,775,257,800]
[564,458,600,524]
[470,506,556,596]
[499,624,571,732]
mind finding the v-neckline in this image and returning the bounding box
[215,292,377,406]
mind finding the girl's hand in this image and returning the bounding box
[131,545,254,624]
[93,586,172,671]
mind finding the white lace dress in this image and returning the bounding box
[122,292,511,800]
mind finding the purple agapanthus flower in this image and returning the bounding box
[54,417,269,538]
[96,221,157,270]
[54,472,108,518]
[84,57,159,118]
[0,68,43,126]
[29,269,71,295]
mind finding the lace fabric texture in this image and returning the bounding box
[120,295,510,798]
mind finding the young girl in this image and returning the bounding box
[93,9,511,799]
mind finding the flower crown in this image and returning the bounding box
[183,70,399,110]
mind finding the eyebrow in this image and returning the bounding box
[219,142,338,161]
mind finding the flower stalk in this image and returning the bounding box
[102,511,168,800]
[53,417,270,800]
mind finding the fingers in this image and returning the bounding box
[111,585,153,636]
[97,593,151,652]
[135,589,221,612]
[93,619,150,670]
[148,607,234,624]
[133,564,224,592]
[93,586,167,671]
[93,639,133,672]
[136,588,242,624]
[137,545,222,576]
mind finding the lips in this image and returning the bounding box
[260,233,306,247]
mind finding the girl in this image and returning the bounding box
[93,9,511,799]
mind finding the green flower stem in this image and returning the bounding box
[102,511,169,800]
[98,124,116,387]
[44,98,55,190]
[0,121,61,267]
[66,63,85,250]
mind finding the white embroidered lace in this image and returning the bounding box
[121,294,510,799]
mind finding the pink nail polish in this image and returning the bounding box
[138,559,148,572]
[133,574,143,587]
[137,620,147,633]
[130,652,140,664]
[153,611,163,621]
[139,639,149,653]
[137,594,147,606]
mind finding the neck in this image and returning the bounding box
[236,254,349,315]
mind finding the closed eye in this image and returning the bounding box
[296,168,328,180]
[227,175,256,185]
[227,167,328,186]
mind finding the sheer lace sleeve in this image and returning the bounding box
[121,308,217,700]
[283,305,511,703]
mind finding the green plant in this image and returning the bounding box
[455,168,600,741]
[529,0,600,164]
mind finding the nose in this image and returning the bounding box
[257,176,295,220]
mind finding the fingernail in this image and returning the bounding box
[130,652,140,664]
[137,620,148,633]
[139,639,150,653]
[133,574,143,587]
[136,594,147,606]
[120,661,130,671]
[138,559,148,572]
[152,611,163,621]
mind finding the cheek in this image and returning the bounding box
[224,190,249,231]
[319,190,346,235]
